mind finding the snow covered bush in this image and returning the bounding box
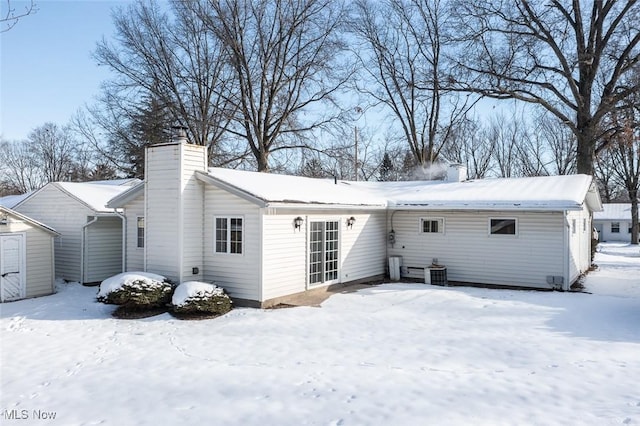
[171,281,232,316]
[97,272,175,309]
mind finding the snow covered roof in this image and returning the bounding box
[15,179,141,213]
[198,168,601,212]
[197,168,388,208]
[353,174,602,211]
[594,203,639,221]
[0,206,59,235]
[0,193,30,209]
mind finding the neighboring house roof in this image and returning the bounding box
[14,179,141,213]
[0,193,30,209]
[594,203,639,221]
[0,206,60,235]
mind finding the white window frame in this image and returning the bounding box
[136,216,145,249]
[611,222,620,233]
[420,217,445,234]
[488,217,518,237]
[214,216,244,255]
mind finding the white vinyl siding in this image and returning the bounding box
[261,211,386,301]
[84,217,123,283]
[339,212,386,284]
[180,144,205,281]
[595,220,634,242]
[144,143,206,283]
[203,186,260,301]
[0,213,55,300]
[15,184,94,282]
[123,195,145,271]
[388,210,565,289]
[567,206,591,284]
[145,144,181,281]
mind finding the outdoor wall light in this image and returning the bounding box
[346,216,356,229]
[0,214,7,226]
[293,216,303,230]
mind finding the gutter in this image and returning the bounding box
[80,216,99,284]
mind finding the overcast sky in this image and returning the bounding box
[1,1,131,141]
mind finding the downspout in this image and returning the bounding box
[563,211,570,291]
[81,216,99,284]
[113,209,126,273]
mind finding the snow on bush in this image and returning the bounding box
[97,272,174,309]
[171,281,232,315]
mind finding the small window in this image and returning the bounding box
[572,219,576,235]
[490,218,517,235]
[421,218,444,234]
[628,224,633,234]
[583,218,587,232]
[611,222,620,233]
[136,217,145,248]
[215,216,243,254]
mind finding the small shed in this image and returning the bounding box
[594,203,639,243]
[13,179,139,284]
[0,206,59,302]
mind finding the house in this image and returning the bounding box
[593,203,639,243]
[0,206,59,302]
[13,179,139,284]
[107,132,602,307]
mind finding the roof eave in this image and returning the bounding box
[0,206,60,236]
[196,171,268,207]
[106,181,146,208]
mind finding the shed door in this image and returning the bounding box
[0,234,26,302]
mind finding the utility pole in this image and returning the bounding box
[354,125,358,181]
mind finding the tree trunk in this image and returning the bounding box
[631,191,639,245]
[576,123,596,176]
[257,151,270,172]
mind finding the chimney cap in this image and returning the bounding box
[171,125,188,143]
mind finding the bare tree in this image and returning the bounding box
[352,0,474,167]
[452,0,640,175]
[1,0,36,32]
[603,109,640,244]
[94,0,236,154]
[0,123,85,193]
[536,114,577,175]
[192,0,351,172]
[441,117,494,179]
[0,138,44,194]
[595,148,624,202]
[29,123,77,183]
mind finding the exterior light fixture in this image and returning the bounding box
[0,213,7,226]
[294,216,303,230]
[346,216,356,229]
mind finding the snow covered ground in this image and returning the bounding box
[1,243,639,425]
